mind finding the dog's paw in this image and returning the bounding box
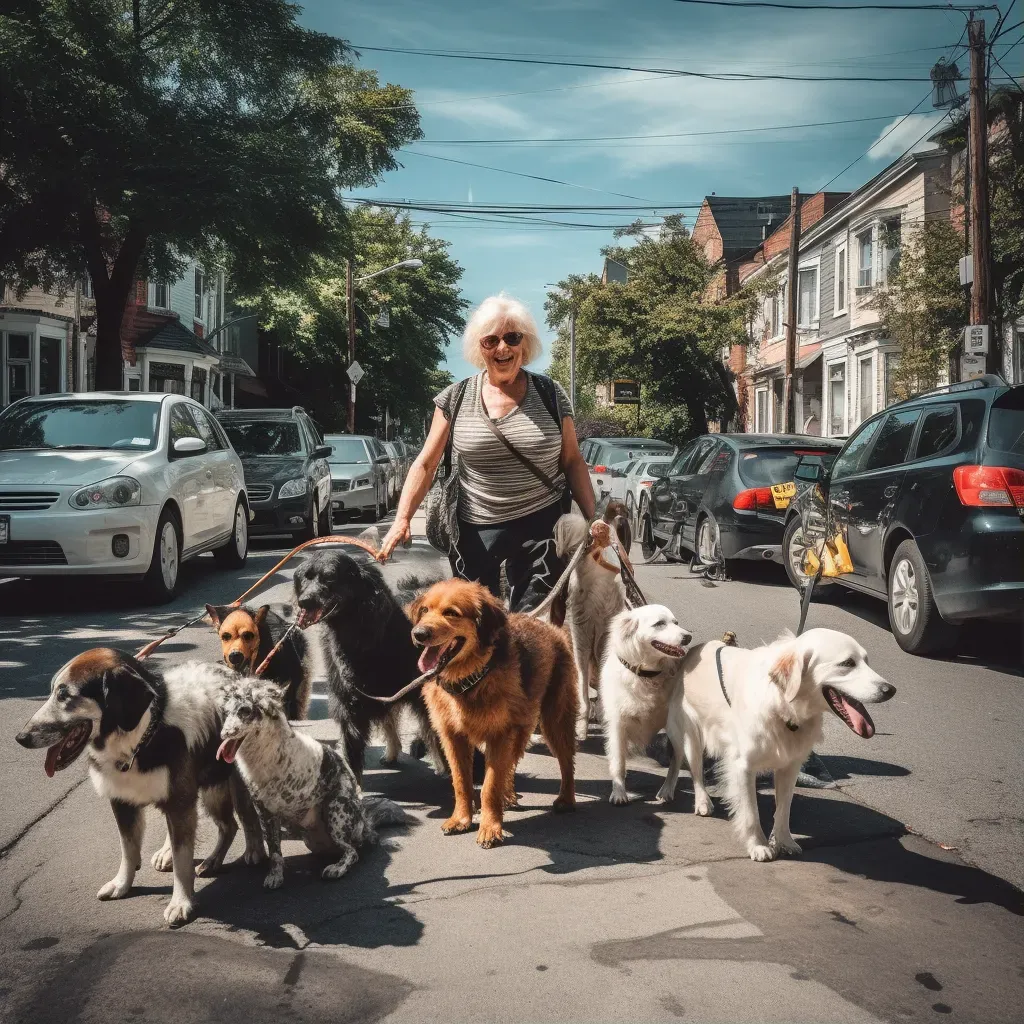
[654,783,675,805]
[770,833,802,857]
[164,895,195,927]
[441,816,472,835]
[748,844,777,863]
[195,856,224,878]
[97,877,132,901]
[151,846,173,872]
[242,844,267,866]
[609,782,631,806]
[409,738,427,760]
[552,794,576,813]
[476,822,507,849]
[575,721,589,744]
[503,792,521,811]
[321,861,353,881]
[693,793,715,817]
[378,753,399,767]
[588,701,601,722]
[263,854,284,890]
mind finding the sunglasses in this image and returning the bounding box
[480,331,524,350]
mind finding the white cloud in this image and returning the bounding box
[866,112,948,163]
[415,89,536,131]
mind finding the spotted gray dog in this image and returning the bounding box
[216,680,405,889]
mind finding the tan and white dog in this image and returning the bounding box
[666,629,895,861]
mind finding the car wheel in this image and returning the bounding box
[640,513,658,561]
[214,498,249,568]
[695,515,717,566]
[294,494,319,545]
[142,508,181,604]
[317,496,333,536]
[366,491,382,523]
[625,492,635,523]
[782,516,836,597]
[888,539,954,655]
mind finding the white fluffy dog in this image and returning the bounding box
[554,513,626,742]
[599,604,709,809]
[669,628,896,862]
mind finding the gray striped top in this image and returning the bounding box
[435,372,574,525]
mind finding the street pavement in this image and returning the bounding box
[1,515,1023,1023]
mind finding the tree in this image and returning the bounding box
[0,1,420,388]
[242,207,467,434]
[544,217,750,445]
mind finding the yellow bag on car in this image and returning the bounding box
[802,530,853,578]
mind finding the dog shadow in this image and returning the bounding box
[815,753,911,780]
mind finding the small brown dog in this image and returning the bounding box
[206,604,311,721]
[409,579,578,848]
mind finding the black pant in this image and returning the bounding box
[451,500,565,612]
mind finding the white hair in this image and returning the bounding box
[462,293,543,369]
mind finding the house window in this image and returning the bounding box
[859,356,874,424]
[755,387,769,432]
[770,286,785,338]
[190,367,207,403]
[39,337,62,395]
[834,243,848,314]
[5,333,32,404]
[82,274,95,299]
[881,216,901,279]
[857,231,873,288]
[194,269,205,320]
[152,281,169,308]
[797,267,818,326]
[828,362,847,436]
[149,361,186,395]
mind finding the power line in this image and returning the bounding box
[668,0,994,10]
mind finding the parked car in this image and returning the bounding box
[622,455,675,524]
[582,437,675,504]
[217,407,332,543]
[324,434,390,522]
[640,433,842,568]
[381,440,408,507]
[782,375,1024,654]
[0,392,249,602]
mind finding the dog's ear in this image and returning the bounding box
[619,612,640,642]
[254,605,270,628]
[206,604,234,628]
[101,661,156,733]
[476,594,507,649]
[407,595,424,623]
[768,643,808,702]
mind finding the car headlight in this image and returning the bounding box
[69,476,142,510]
[278,477,308,499]
[354,477,371,487]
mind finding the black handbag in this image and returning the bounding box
[424,379,468,555]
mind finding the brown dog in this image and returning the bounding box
[409,579,578,848]
[206,604,311,721]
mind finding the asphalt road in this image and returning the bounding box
[1,524,1022,1023]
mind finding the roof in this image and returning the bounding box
[217,351,256,378]
[705,196,793,257]
[134,320,218,359]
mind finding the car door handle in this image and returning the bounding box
[883,485,898,499]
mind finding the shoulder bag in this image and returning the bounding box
[424,379,469,555]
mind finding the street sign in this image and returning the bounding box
[959,255,973,287]
[346,360,365,386]
[964,324,989,355]
[612,379,640,405]
[961,352,986,380]
[376,308,390,328]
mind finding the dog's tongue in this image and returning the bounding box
[217,738,241,764]
[44,741,61,778]
[825,687,875,738]
[418,646,442,674]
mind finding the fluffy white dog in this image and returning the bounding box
[668,628,896,862]
[599,604,709,809]
[554,513,626,742]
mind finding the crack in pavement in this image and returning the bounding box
[0,857,48,925]
[0,778,87,860]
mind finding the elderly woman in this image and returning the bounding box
[380,294,595,610]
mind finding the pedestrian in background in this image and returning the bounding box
[380,293,595,610]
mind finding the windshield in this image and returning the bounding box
[0,399,161,452]
[326,438,369,464]
[987,388,1024,456]
[738,448,836,487]
[222,421,303,457]
[645,463,670,478]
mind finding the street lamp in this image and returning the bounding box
[545,282,575,410]
[346,257,424,433]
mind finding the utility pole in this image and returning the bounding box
[783,186,801,433]
[568,308,576,410]
[346,257,356,433]
[968,16,996,374]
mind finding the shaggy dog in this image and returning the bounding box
[670,629,896,861]
[598,604,707,808]
[206,603,311,720]
[217,679,405,889]
[553,514,627,742]
[15,649,264,926]
[292,549,444,778]
[409,578,578,848]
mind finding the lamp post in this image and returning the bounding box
[545,283,575,410]
[346,258,424,433]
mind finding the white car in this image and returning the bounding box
[622,455,675,525]
[0,392,249,603]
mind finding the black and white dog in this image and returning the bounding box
[15,649,264,925]
[217,679,405,889]
[292,550,444,778]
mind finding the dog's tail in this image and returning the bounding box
[721,630,738,647]
[362,795,407,830]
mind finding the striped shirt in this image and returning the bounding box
[435,372,574,525]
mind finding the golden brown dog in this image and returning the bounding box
[409,579,578,848]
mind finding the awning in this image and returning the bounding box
[749,342,822,377]
[217,351,256,378]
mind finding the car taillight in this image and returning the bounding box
[594,465,608,474]
[953,465,1024,508]
[640,479,654,487]
[733,487,773,511]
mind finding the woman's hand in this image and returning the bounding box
[379,516,412,562]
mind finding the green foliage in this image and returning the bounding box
[240,207,467,435]
[545,215,748,446]
[989,88,1024,331]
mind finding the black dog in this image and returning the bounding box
[292,549,444,778]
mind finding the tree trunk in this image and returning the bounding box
[93,286,127,390]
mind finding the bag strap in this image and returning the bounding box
[479,391,558,491]
[441,379,469,476]
[528,372,563,432]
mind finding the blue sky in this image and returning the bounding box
[301,0,1019,382]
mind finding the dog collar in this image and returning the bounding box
[115,699,163,773]
[440,659,493,696]
[715,645,799,732]
[617,656,664,679]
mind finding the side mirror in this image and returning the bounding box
[376,455,390,464]
[173,436,206,455]
[313,445,331,460]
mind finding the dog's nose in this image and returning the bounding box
[412,625,432,645]
[15,730,32,748]
[227,650,246,667]
[680,632,693,647]
[877,681,896,701]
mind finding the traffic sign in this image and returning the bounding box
[964,324,989,355]
[346,361,365,386]
[612,379,640,405]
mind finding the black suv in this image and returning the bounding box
[783,376,1024,654]
[217,407,332,542]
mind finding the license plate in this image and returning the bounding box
[0,515,8,544]
[771,482,797,509]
